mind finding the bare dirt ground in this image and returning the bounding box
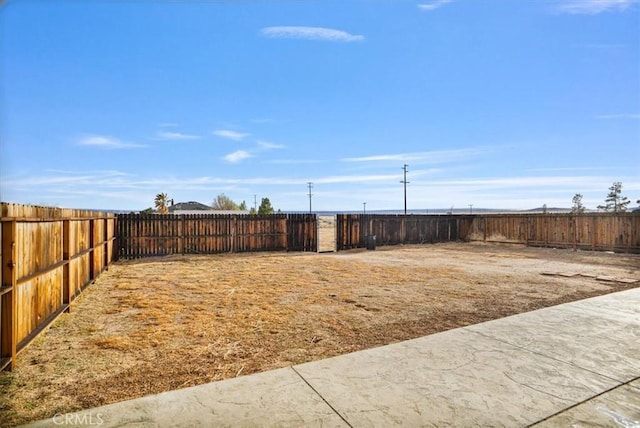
[1,242,639,426]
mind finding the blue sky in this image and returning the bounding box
[1,0,639,212]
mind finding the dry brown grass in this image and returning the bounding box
[1,242,638,426]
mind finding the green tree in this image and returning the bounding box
[258,197,274,215]
[571,194,585,214]
[239,201,247,211]
[212,193,239,210]
[140,207,154,215]
[154,193,169,214]
[597,182,630,212]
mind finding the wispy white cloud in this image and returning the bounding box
[525,166,614,172]
[45,169,130,176]
[213,129,250,141]
[418,0,453,11]
[156,131,201,140]
[555,0,639,14]
[76,135,146,149]
[224,150,253,163]
[315,173,408,184]
[595,113,640,119]
[257,140,285,150]
[261,26,365,42]
[341,148,490,164]
[267,159,323,165]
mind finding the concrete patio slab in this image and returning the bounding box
[24,367,348,428]
[569,287,640,322]
[467,292,640,383]
[294,328,618,427]
[532,379,640,427]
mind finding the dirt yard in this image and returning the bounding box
[1,242,639,426]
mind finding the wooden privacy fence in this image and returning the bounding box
[116,213,317,258]
[468,213,640,253]
[337,214,473,250]
[0,203,116,370]
[3,205,637,372]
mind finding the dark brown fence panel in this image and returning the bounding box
[117,213,317,257]
[235,215,287,252]
[287,214,316,252]
[468,213,640,253]
[336,215,472,250]
[0,203,116,371]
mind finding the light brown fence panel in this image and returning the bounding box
[65,219,91,303]
[469,213,639,253]
[1,203,116,371]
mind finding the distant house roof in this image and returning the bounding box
[168,201,211,212]
[167,201,250,215]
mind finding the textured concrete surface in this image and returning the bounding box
[295,329,618,427]
[467,296,640,383]
[27,368,348,428]
[24,288,640,427]
[532,380,640,427]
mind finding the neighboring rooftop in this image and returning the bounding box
[168,201,212,212]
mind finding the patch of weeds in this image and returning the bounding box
[0,373,15,386]
[23,401,37,410]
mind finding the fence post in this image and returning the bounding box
[627,215,632,254]
[179,215,184,255]
[572,214,580,251]
[1,220,17,370]
[103,217,109,270]
[591,216,596,251]
[62,220,71,308]
[231,215,237,253]
[483,216,487,242]
[89,219,95,280]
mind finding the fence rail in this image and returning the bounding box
[0,203,116,371]
[468,213,640,253]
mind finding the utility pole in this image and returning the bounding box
[469,204,473,214]
[307,182,313,213]
[400,164,409,215]
[363,202,367,214]
[253,194,257,212]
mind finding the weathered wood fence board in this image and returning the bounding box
[0,203,116,371]
[468,213,640,253]
[286,214,317,252]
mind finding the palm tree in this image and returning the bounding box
[154,193,169,214]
